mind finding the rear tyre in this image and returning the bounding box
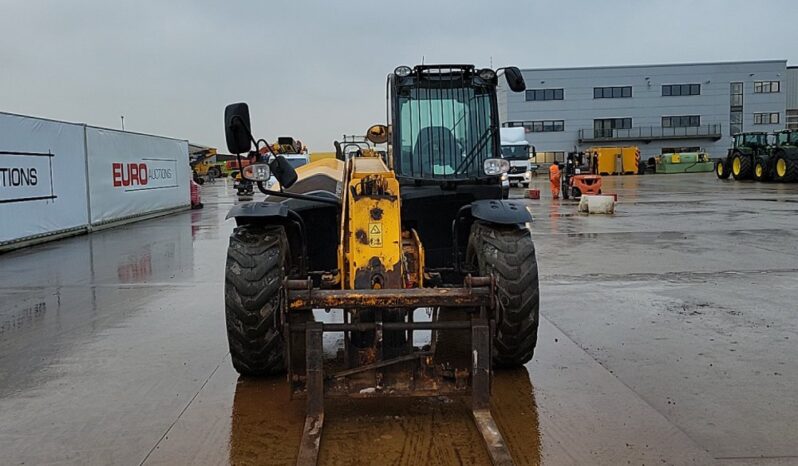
[715,160,730,179]
[522,182,529,188]
[572,187,582,199]
[753,159,769,182]
[775,154,798,182]
[731,153,752,180]
[225,225,288,376]
[208,166,222,178]
[468,222,540,367]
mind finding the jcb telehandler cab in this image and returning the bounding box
[222,64,538,465]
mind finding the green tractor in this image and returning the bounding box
[715,132,769,180]
[771,130,798,182]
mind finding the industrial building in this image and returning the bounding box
[498,60,796,162]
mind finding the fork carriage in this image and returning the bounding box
[283,276,513,465]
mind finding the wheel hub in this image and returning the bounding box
[777,159,787,177]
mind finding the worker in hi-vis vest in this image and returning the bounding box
[549,162,561,200]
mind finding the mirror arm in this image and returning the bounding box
[231,115,259,149]
[256,138,277,159]
[231,115,262,182]
[229,117,280,181]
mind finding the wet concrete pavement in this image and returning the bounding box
[0,174,795,465]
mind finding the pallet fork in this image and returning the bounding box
[284,277,515,466]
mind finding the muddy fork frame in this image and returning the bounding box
[285,277,515,466]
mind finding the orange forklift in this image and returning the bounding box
[562,151,602,199]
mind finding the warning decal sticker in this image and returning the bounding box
[368,223,382,247]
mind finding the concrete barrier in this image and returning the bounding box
[578,195,616,214]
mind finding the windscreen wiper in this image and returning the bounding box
[455,126,495,174]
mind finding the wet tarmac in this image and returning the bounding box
[1,174,796,465]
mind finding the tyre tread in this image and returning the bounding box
[225,224,287,376]
[469,222,540,367]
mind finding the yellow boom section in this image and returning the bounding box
[342,157,404,290]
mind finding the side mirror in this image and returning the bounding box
[224,103,253,154]
[366,124,389,144]
[504,67,526,93]
[269,155,298,189]
[334,141,344,160]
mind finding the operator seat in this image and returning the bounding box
[413,126,458,176]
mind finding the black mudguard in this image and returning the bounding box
[226,193,340,274]
[470,199,533,226]
[226,201,289,223]
[452,199,533,271]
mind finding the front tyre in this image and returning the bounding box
[225,225,288,376]
[715,160,730,179]
[731,153,752,180]
[775,154,798,182]
[468,222,540,367]
[753,158,768,182]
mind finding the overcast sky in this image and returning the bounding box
[2,0,796,152]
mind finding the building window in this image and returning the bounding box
[593,118,631,137]
[503,120,564,132]
[534,151,566,164]
[525,88,564,101]
[527,120,565,132]
[662,115,701,127]
[787,109,798,130]
[594,118,632,130]
[730,82,743,135]
[753,81,780,93]
[593,86,632,99]
[662,84,700,96]
[753,112,780,125]
[662,146,701,154]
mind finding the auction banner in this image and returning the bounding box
[0,112,89,244]
[86,127,189,225]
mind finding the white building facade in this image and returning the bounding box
[498,60,790,162]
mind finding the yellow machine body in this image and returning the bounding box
[339,156,406,290]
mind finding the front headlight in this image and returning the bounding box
[242,163,271,181]
[484,158,509,176]
[394,65,412,77]
[478,68,497,80]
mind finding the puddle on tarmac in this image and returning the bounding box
[227,368,540,465]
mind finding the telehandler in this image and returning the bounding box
[222,64,539,465]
